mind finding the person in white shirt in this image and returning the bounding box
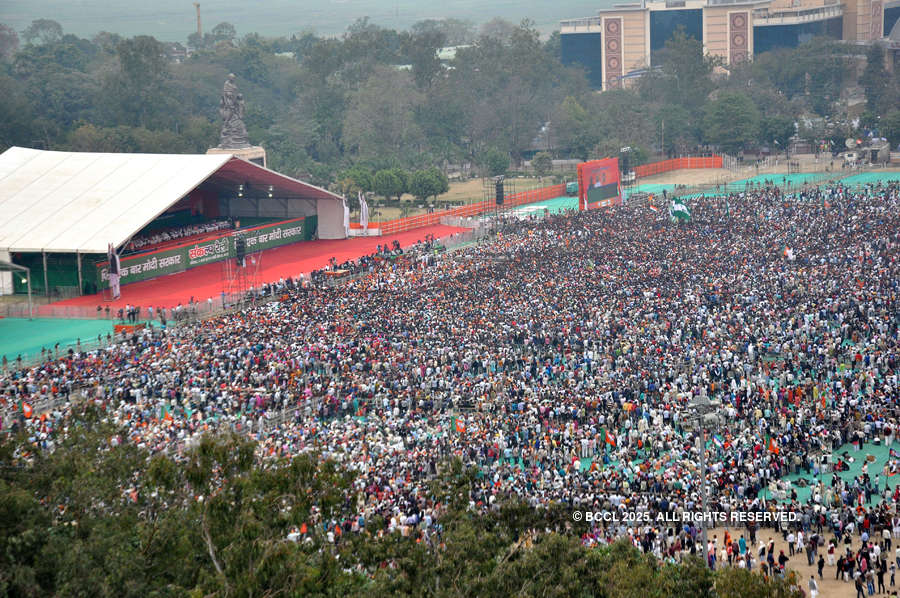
[808,575,818,598]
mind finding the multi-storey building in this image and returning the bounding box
[561,0,900,89]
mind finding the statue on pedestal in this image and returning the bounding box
[218,73,250,149]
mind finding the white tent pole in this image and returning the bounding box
[42,251,49,297]
[77,251,82,295]
[27,267,33,320]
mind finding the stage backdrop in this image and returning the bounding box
[95,216,316,289]
[577,158,621,209]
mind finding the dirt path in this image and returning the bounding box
[711,526,893,597]
[638,153,838,187]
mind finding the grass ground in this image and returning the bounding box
[0,317,117,364]
[359,177,551,220]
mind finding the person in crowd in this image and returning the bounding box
[1,179,899,569]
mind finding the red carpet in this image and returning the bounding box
[43,225,468,314]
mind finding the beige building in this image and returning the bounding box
[561,0,899,89]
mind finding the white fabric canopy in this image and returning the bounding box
[0,146,345,253]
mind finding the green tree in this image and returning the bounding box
[336,165,375,198]
[640,27,717,113]
[373,168,403,200]
[390,167,410,201]
[22,19,63,46]
[761,114,795,154]
[552,96,599,159]
[343,66,424,161]
[882,109,900,147]
[860,44,894,116]
[91,31,123,54]
[531,151,552,177]
[702,91,760,153]
[479,146,509,176]
[210,22,237,46]
[0,23,19,60]
[655,104,698,156]
[401,29,445,89]
[798,117,825,147]
[479,18,517,43]
[103,35,173,128]
[411,18,475,45]
[715,566,803,597]
[409,167,449,201]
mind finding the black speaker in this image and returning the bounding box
[235,237,246,266]
[495,181,504,205]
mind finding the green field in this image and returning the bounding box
[0,317,116,363]
[510,195,579,215]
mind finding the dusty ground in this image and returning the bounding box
[707,525,891,597]
[360,154,872,220]
[365,177,549,220]
[638,153,837,187]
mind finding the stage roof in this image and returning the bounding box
[0,146,341,254]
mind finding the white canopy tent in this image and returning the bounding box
[0,146,345,296]
[0,146,345,254]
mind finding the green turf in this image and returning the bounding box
[760,440,900,505]
[624,183,684,200]
[837,172,900,186]
[0,317,117,363]
[511,195,580,215]
[733,173,838,187]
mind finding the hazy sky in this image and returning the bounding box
[1,0,612,42]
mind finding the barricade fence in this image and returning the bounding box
[360,183,566,236]
[633,155,723,178]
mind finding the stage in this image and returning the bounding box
[41,224,468,314]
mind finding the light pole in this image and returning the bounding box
[687,394,722,564]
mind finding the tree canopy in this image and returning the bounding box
[0,409,804,597]
[0,16,895,191]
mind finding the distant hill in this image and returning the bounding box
[1,0,615,41]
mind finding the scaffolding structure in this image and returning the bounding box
[220,248,262,311]
[480,176,517,229]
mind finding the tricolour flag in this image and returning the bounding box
[649,204,659,213]
[782,245,795,261]
[713,434,724,448]
[605,429,616,447]
[342,198,350,236]
[669,199,691,222]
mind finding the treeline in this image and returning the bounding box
[0,409,803,597]
[0,17,898,192]
[0,17,582,189]
[336,166,450,203]
[558,30,900,159]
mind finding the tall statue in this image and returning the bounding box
[218,73,250,149]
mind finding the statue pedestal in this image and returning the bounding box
[206,146,267,168]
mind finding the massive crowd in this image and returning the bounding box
[2,178,900,582]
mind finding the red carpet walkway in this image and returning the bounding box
[42,224,468,315]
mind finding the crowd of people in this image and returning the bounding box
[2,178,900,584]
[124,218,233,253]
